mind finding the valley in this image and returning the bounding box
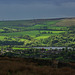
[0,18,75,48]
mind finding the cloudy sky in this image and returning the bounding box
[0,0,75,20]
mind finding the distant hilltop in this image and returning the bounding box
[1,17,75,21]
[1,17,75,27]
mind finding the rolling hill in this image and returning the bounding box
[0,18,75,47]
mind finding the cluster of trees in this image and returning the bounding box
[36,31,53,37]
[0,41,24,45]
[24,33,75,47]
[19,35,33,40]
[0,27,19,33]
[2,47,75,62]
[68,26,75,34]
[21,26,75,47]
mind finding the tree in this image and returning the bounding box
[72,45,75,50]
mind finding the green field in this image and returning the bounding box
[0,31,39,37]
[0,36,6,40]
[12,47,29,50]
[0,30,65,37]
[0,29,4,32]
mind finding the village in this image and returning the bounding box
[0,47,75,62]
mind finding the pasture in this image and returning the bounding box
[12,47,29,50]
[0,36,6,40]
[0,29,4,32]
[55,19,75,26]
[0,30,65,38]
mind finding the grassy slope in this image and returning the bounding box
[55,18,75,26]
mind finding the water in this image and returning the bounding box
[32,47,71,49]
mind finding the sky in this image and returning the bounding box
[0,0,75,20]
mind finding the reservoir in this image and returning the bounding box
[32,47,71,49]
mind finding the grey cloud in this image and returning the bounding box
[0,1,75,20]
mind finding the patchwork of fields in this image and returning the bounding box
[0,30,65,37]
[0,19,66,38]
[0,18,75,47]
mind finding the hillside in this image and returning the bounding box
[0,18,62,27]
[0,18,75,47]
[55,18,75,26]
[0,57,75,75]
[0,18,75,75]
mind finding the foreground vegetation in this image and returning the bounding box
[0,57,75,75]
